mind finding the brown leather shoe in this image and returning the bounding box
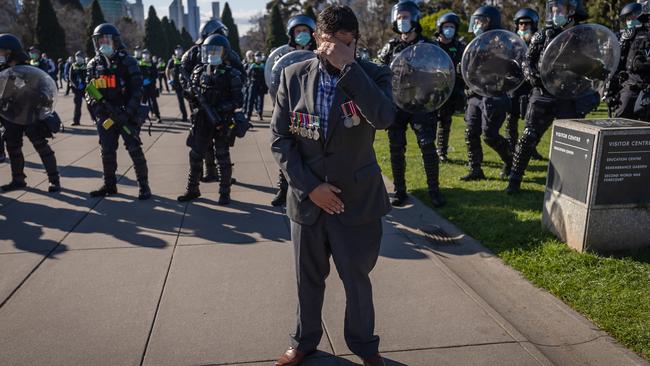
[361,354,385,366]
[275,347,308,366]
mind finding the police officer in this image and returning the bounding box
[181,19,244,184]
[461,6,513,182]
[177,34,243,205]
[85,23,151,200]
[378,0,445,207]
[244,51,267,121]
[139,49,162,122]
[434,12,466,162]
[69,51,89,126]
[28,46,49,72]
[0,34,60,192]
[611,2,650,120]
[154,55,169,93]
[133,45,142,61]
[507,8,545,160]
[270,14,318,207]
[506,0,594,193]
[166,45,188,122]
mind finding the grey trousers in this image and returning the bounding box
[290,213,382,357]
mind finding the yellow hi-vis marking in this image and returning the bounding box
[102,118,114,130]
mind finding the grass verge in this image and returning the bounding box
[373,104,650,360]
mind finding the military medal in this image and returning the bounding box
[313,115,321,140]
[350,103,361,126]
[341,101,361,128]
[299,114,307,137]
[289,112,296,134]
[343,116,354,128]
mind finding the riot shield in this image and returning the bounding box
[264,45,293,89]
[0,65,57,125]
[269,50,316,99]
[461,29,528,97]
[390,42,455,113]
[540,24,620,99]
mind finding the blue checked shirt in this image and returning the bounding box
[315,66,339,136]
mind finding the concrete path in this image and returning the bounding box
[0,91,646,366]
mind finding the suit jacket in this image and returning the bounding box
[271,58,396,226]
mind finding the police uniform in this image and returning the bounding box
[378,33,444,205]
[1,60,60,192]
[69,61,90,125]
[156,58,169,93]
[177,62,243,204]
[86,49,151,199]
[435,38,465,160]
[244,60,267,120]
[139,59,161,121]
[615,25,650,120]
[166,55,188,121]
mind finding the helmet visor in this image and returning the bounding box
[201,45,224,64]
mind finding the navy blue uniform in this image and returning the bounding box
[68,62,91,125]
[139,60,161,120]
[244,61,267,120]
[435,39,466,160]
[166,56,188,121]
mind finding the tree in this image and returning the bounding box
[115,17,144,52]
[162,16,182,57]
[304,4,316,21]
[85,0,106,56]
[53,0,86,56]
[0,0,20,34]
[241,13,268,54]
[144,6,168,58]
[420,9,472,43]
[180,27,194,50]
[266,2,288,53]
[16,0,39,46]
[56,0,83,11]
[36,0,67,60]
[221,2,241,57]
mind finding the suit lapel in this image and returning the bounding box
[300,59,319,116]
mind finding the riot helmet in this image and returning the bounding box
[245,50,254,63]
[514,8,540,40]
[174,45,183,58]
[74,50,84,63]
[469,6,502,35]
[437,12,460,40]
[0,33,28,65]
[92,23,124,57]
[391,1,421,34]
[287,15,316,48]
[620,2,645,28]
[28,46,40,60]
[201,34,230,66]
[197,19,229,45]
[545,0,588,28]
[254,51,264,63]
[142,49,151,62]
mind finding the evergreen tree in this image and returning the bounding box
[36,0,67,60]
[85,0,106,56]
[304,4,317,21]
[180,27,194,50]
[266,2,288,53]
[56,0,83,11]
[144,6,169,59]
[162,17,182,57]
[221,2,241,56]
[169,20,184,51]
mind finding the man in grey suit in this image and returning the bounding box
[271,5,396,366]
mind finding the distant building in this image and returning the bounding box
[211,2,220,20]
[97,0,129,23]
[168,0,200,41]
[127,0,144,28]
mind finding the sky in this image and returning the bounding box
[146,0,267,35]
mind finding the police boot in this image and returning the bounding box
[389,144,408,206]
[129,148,151,200]
[506,131,536,194]
[485,136,513,180]
[531,148,545,161]
[436,123,451,162]
[34,140,60,193]
[91,151,118,197]
[2,146,27,192]
[271,171,288,207]
[178,153,203,202]
[217,156,233,206]
[421,142,445,207]
[460,130,485,181]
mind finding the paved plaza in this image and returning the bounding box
[0,91,646,365]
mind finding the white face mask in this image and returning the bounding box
[397,19,412,33]
[175,50,182,57]
[0,55,6,65]
[207,54,222,66]
[76,56,84,63]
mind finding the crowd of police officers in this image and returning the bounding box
[0,0,649,207]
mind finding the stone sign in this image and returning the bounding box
[542,118,650,252]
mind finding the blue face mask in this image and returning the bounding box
[442,27,455,39]
[0,56,6,65]
[553,14,568,27]
[207,54,222,66]
[473,23,483,35]
[397,19,412,33]
[99,44,113,57]
[295,31,311,47]
[517,29,531,38]
[626,19,641,29]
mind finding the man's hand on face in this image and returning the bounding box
[309,183,345,214]
[314,32,356,70]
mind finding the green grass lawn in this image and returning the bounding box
[373,103,650,360]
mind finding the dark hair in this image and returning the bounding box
[316,5,359,37]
